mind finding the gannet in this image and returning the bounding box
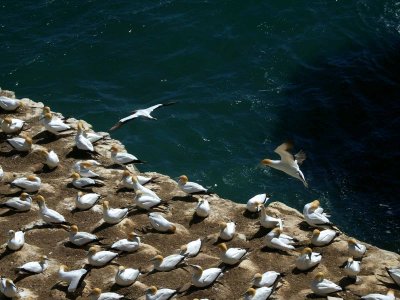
[145,285,177,300]
[217,243,248,265]
[16,255,49,274]
[58,264,87,293]
[261,142,308,187]
[87,246,118,267]
[344,257,360,279]
[361,289,395,300]
[42,112,72,135]
[150,254,186,272]
[303,200,332,227]
[1,117,24,134]
[0,165,3,181]
[73,161,99,178]
[11,174,41,192]
[0,96,23,111]
[386,267,400,286]
[71,172,104,189]
[110,145,143,164]
[0,192,32,212]
[243,287,273,300]
[252,271,281,288]
[35,195,67,224]
[115,266,140,286]
[109,102,177,131]
[311,229,337,247]
[73,160,101,175]
[111,232,140,252]
[75,191,101,210]
[311,272,342,296]
[88,288,125,300]
[120,170,153,189]
[0,277,20,298]
[149,212,176,233]
[84,131,106,143]
[37,148,59,169]
[295,247,321,271]
[264,228,295,252]
[103,201,128,224]
[348,238,366,259]
[190,265,223,288]
[7,134,32,152]
[219,221,236,241]
[178,175,207,194]
[7,230,25,250]
[75,121,94,151]
[180,238,202,258]
[134,190,161,210]
[247,194,269,213]
[259,205,283,230]
[195,198,210,217]
[66,224,101,246]
[130,175,160,199]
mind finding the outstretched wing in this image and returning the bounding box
[145,101,177,114]
[274,142,295,164]
[294,150,306,165]
[109,112,140,131]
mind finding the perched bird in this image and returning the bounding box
[195,198,210,217]
[145,285,178,300]
[58,264,88,293]
[115,266,140,286]
[264,228,295,252]
[110,145,143,164]
[0,277,20,298]
[261,142,308,187]
[65,224,101,246]
[130,175,160,200]
[259,206,283,230]
[180,238,202,258]
[75,191,101,210]
[0,192,32,212]
[109,102,177,131]
[348,238,366,259]
[134,190,162,210]
[0,96,23,111]
[344,257,361,280]
[386,267,400,287]
[149,212,176,233]
[311,272,342,296]
[83,130,107,143]
[70,172,104,189]
[219,221,236,241]
[111,232,141,252]
[6,134,33,152]
[295,247,321,271]
[16,255,49,274]
[42,112,72,135]
[73,159,101,173]
[311,229,337,247]
[178,175,208,194]
[103,201,128,224]
[303,200,332,227]
[150,254,186,272]
[251,271,281,288]
[73,161,100,178]
[217,243,248,265]
[87,246,118,267]
[37,148,59,169]
[120,170,153,189]
[361,289,395,300]
[243,287,274,300]
[75,121,94,151]
[7,230,25,250]
[1,117,24,134]
[190,265,223,288]
[11,174,41,192]
[88,288,125,300]
[247,193,269,213]
[35,195,67,225]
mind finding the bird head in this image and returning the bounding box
[252,273,262,281]
[315,272,324,281]
[180,244,187,254]
[70,225,79,233]
[149,255,163,263]
[243,288,256,297]
[261,159,272,166]
[3,117,12,124]
[272,227,282,236]
[81,161,92,168]
[23,135,33,145]
[20,192,30,200]
[219,222,227,229]
[169,224,177,233]
[5,278,14,287]
[178,175,188,184]
[27,175,37,181]
[118,265,126,271]
[311,199,320,207]
[122,170,131,177]
[70,172,81,180]
[18,101,25,108]
[44,113,52,120]
[189,264,203,274]
[89,288,102,297]
[88,246,99,255]
[312,229,321,237]
[102,201,109,210]
[43,106,51,113]
[388,290,395,296]
[302,247,313,259]
[127,232,138,240]
[347,257,354,264]
[40,255,48,262]
[217,243,228,252]
[77,191,83,197]
[348,238,361,250]
[59,265,68,271]
[34,195,45,206]
[146,286,157,295]
[7,230,15,237]
[110,145,119,153]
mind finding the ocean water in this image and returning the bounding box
[1,1,399,252]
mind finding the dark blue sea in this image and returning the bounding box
[1,1,399,252]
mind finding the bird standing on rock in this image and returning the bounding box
[58,264,87,293]
[178,175,208,194]
[36,195,67,225]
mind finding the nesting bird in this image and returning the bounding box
[386,267,400,287]
[218,243,249,265]
[0,277,20,299]
[134,190,162,210]
[73,161,100,178]
[195,198,210,217]
[180,238,202,258]
[348,238,366,259]
[0,192,32,212]
[75,121,94,151]
[259,205,283,230]
[36,195,67,225]
[361,289,395,300]
[75,191,101,210]
[87,246,118,267]
[251,271,281,288]
[58,264,88,293]
[219,221,236,241]
[145,285,177,300]
[178,175,208,194]
[42,112,72,135]
[190,264,224,288]
[37,148,59,169]
[310,272,342,296]
[0,96,23,111]
[7,230,25,251]
[148,212,176,233]
[103,200,129,224]
[65,224,101,246]
[303,200,332,227]
[311,229,337,247]
[1,117,25,134]
[264,228,295,252]
[70,172,104,189]
[16,255,49,274]
[11,174,41,192]
[130,175,160,200]
[6,134,32,152]
[246,193,269,213]
[344,257,361,280]
[110,144,143,164]
[150,253,186,272]
[295,247,321,271]
[88,288,125,300]
[243,287,274,300]
[111,232,141,252]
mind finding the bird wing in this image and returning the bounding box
[43,208,65,223]
[19,262,41,273]
[109,111,143,131]
[294,150,306,165]
[274,142,295,164]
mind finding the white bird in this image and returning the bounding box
[303,200,332,227]
[178,175,208,194]
[361,289,395,300]
[88,288,124,300]
[37,148,59,169]
[264,228,295,252]
[252,271,281,288]
[35,195,67,224]
[73,161,100,178]
[217,243,248,265]
[134,190,161,210]
[11,175,41,192]
[195,198,210,217]
[103,201,128,224]
[145,285,177,300]
[219,221,236,241]
[7,230,25,250]
[115,266,140,286]
[1,117,24,134]
[0,165,3,181]
[110,145,143,164]
[150,254,186,272]
[0,192,32,212]
[295,247,321,271]
[130,175,160,200]
[7,134,32,152]
[261,142,308,187]
[311,272,342,296]
[111,232,140,252]
[75,121,94,151]
[16,255,49,274]
[149,212,176,233]
[0,277,20,298]
[58,264,87,293]
[243,287,273,300]
[75,191,101,210]
[73,159,101,174]
[42,112,72,135]
[247,193,269,213]
[311,229,337,247]
[66,224,101,246]
[259,206,283,230]
[71,172,104,189]
[180,238,202,258]
[0,96,23,111]
[386,267,400,287]
[348,238,366,259]
[190,265,223,288]
[87,246,118,267]
[120,170,153,189]
[109,102,177,131]
[344,257,361,279]
[84,131,106,143]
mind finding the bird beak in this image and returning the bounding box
[355,244,361,250]
[60,225,70,232]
